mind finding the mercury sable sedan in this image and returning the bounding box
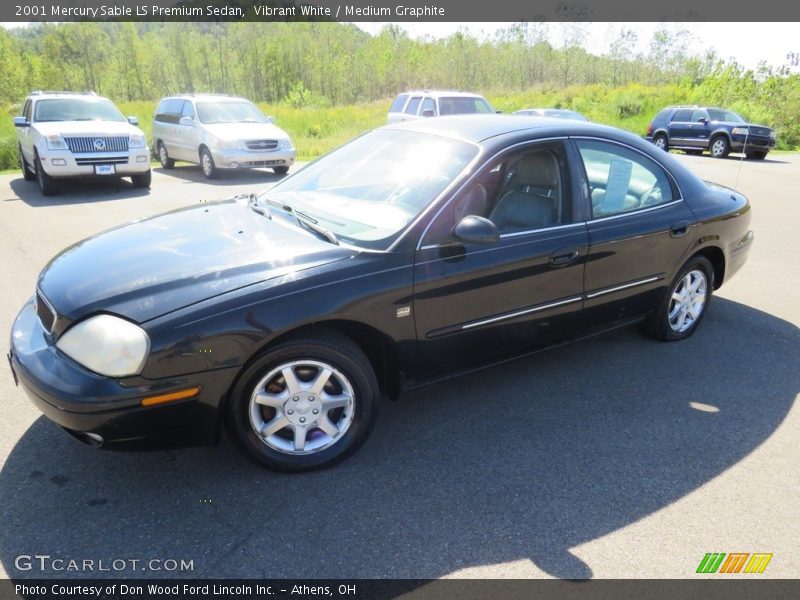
[8,116,754,471]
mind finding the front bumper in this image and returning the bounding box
[39,149,151,178]
[730,135,775,153]
[9,298,238,449]
[211,148,296,170]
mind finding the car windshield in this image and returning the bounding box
[196,100,269,124]
[438,97,493,115]
[707,109,745,123]
[34,99,125,122]
[258,129,479,250]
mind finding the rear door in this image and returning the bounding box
[667,108,694,147]
[572,138,696,328]
[154,99,183,158]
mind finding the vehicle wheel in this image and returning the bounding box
[746,151,767,160]
[709,136,730,158]
[645,255,714,342]
[19,146,35,181]
[34,151,59,196]
[684,149,703,156]
[199,147,217,179]
[158,142,175,169]
[653,134,669,152]
[131,169,152,189]
[273,166,290,175]
[226,331,380,472]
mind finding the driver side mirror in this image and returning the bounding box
[266,116,275,124]
[697,117,708,124]
[453,215,499,245]
[13,116,29,127]
[127,116,139,126]
[178,116,195,127]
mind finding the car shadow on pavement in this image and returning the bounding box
[153,165,287,186]
[8,177,151,207]
[1,298,797,580]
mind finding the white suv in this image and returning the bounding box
[386,90,496,124]
[14,91,151,196]
[152,94,296,178]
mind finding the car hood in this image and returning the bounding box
[202,122,289,141]
[714,120,773,132]
[37,199,355,325]
[33,120,143,137]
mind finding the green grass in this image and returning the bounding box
[2,84,796,173]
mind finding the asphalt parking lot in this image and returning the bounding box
[0,155,798,580]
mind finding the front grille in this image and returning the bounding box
[35,290,55,333]
[75,156,128,165]
[245,139,278,151]
[749,126,771,137]
[64,136,129,153]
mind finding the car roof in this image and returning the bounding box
[27,91,106,101]
[399,90,487,99]
[162,94,249,102]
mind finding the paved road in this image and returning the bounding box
[0,156,798,580]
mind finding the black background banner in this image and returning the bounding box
[2,580,800,600]
[4,0,800,22]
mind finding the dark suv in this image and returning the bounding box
[645,106,776,159]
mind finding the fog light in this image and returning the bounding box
[229,162,239,169]
[51,158,67,166]
[136,155,148,163]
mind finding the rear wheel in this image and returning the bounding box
[273,166,290,175]
[35,151,59,196]
[226,331,380,471]
[131,169,152,188]
[709,135,730,158]
[19,146,35,181]
[200,147,217,179]
[645,255,714,341]
[158,142,175,169]
[653,134,668,152]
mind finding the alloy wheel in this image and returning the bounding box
[668,269,708,333]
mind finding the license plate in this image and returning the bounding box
[95,164,115,175]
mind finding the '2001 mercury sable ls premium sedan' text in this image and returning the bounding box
[9,116,753,471]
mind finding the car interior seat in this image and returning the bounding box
[489,152,560,232]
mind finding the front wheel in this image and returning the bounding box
[131,169,152,189]
[20,146,35,181]
[645,256,714,341]
[200,148,217,179]
[35,151,59,196]
[226,332,380,471]
[709,136,730,158]
[273,165,290,175]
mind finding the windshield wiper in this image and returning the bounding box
[260,197,339,245]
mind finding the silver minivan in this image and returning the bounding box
[152,94,296,178]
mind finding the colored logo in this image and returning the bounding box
[93,138,106,151]
[696,552,773,574]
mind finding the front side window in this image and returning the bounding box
[690,109,708,122]
[196,100,269,124]
[390,94,409,113]
[576,140,674,219]
[34,99,125,123]
[421,97,436,115]
[258,129,478,250]
[707,109,744,123]
[423,143,571,245]
[181,101,196,119]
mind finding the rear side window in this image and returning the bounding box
[181,101,195,119]
[389,94,409,113]
[576,140,675,219]
[672,109,692,122]
[439,97,493,115]
[155,99,183,124]
[405,97,422,115]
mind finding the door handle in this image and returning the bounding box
[670,221,691,238]
[549,246,581,266]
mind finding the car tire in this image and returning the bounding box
[158,142,175,169]
[273,166,290,175]
[200,147,217,179]
[19,146,35,181]
[131,169,152,189]
[645,255,714,342]
[746,151,767,160]
[709,135,730,158]
[226,331,380,472]
[34,151,59,196]
[653,134,669,152]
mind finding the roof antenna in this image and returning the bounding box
[733,127,749,193]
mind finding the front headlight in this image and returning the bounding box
[129,134,146,149]
[216,138,242,150]
[56,314,150,377]
[278,138,294,151]
[45,135,69,150]
[770,131,776,140]
[731,127,749,135]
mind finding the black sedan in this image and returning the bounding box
[8,116,754,471]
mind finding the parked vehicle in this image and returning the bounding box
[387,90,495,123]
[152,94,295,178]
[645,105,776,159]
[513,108,588,121]
[14,91,151,196]
[9,116,753,471]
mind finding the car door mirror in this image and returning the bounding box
[178,116,195,127]
[13,117,29,127]
[127,116,139,126]
[453,216,499,245]
[697,117,708,124]
[422,109,435,117]
[266,116,275,124]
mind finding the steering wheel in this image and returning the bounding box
[640,184,663,208]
